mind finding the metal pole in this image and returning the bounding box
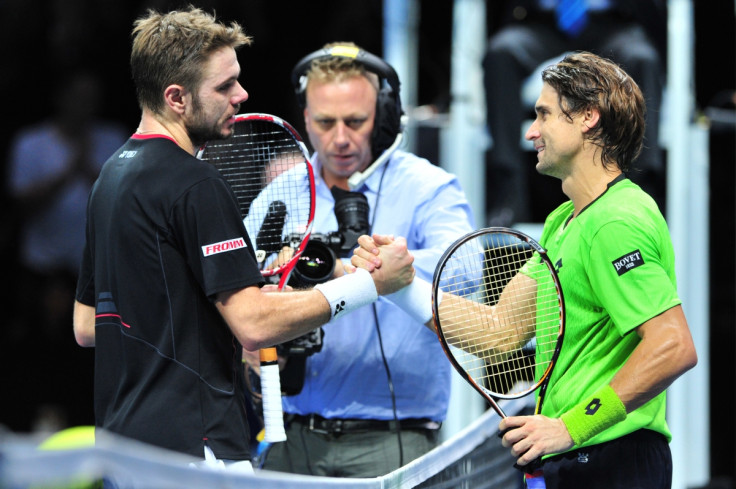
[666,1,710,487]
[438,0,488,439]
[383,0,419,152]
[442,0,487,226]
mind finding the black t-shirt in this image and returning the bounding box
[76,135,264,459]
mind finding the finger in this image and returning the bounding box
[353,245,382,267]
[498,417,526,446]
[514,444,539,467]
[499,416,525,432]
[392,236,408,249]
[356,234,379,254]
[351,252,377,272]
[371,233,395,246]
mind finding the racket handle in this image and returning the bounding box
[514,457,543,474]
[260,347,287,442]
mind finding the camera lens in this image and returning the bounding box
[334,192,370,234]
[292,240,336,286]
[332,189,370,256]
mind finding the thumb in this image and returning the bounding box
[372,233,395,246]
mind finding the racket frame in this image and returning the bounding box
[198,113,317,443]
[431,227,565,419]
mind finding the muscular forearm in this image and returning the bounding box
[610,305,697,412]
[218,263,411,351]
[217,286,332,351]
[558,305,697,447]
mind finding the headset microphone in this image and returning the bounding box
[291,44,405,177]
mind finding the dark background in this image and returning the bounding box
[0,0,732,485]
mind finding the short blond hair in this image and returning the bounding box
[304,42,380,92]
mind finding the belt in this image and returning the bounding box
[289,413,441,435]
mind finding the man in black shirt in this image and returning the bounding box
[73,6,414,470]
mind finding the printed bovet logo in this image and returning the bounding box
[611,249,644,276]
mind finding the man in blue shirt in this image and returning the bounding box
[257,43,475,477]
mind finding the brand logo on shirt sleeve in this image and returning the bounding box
[611,249,644,276]
[202,237,247,257]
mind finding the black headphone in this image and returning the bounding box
[291,45,404,159]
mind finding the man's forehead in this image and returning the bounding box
[202,48,240,82]
[535,83,560,108]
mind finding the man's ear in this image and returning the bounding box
[163,84,189,115]
[582,107,600,133]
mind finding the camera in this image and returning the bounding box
[271,188,370,395]
[287,187,371,288]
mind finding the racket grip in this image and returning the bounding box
[514,457,542,474]
[260,348,287,443]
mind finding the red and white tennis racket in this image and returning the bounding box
[432,227,564,474]
[198,113,315,443]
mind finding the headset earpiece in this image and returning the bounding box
[291,45,404,159]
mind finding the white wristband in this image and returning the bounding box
[315,268,378,321]
[385,277,439,325]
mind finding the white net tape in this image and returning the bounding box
[0,398,531,489]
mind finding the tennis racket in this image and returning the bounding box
[198,113,316,443]
[431,227,564,473]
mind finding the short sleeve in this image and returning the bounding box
[586,220,680,335]
[171,177,264,298]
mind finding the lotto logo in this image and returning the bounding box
[585,398,602,415]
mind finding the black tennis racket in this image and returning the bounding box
[432,227,564,473]
[198,113,316,443]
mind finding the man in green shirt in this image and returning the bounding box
[352,51,697,488]
[496,51,697,487]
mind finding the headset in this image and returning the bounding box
[291,44,405,189]
[291,45,409,462]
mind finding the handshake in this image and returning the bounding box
[348,234,434,327]
[348,233,415,295]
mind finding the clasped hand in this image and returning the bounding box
[350,233,415,295]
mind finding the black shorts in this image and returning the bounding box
[540,429,672,489]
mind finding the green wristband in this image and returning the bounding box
[560,385,627,446]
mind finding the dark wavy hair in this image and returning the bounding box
[541,51,646,172]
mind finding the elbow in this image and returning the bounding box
[665,330,698,378]
[675,324,698,375]
[74,327,95,347]
[217,287,277,351]
[231,317,274,352]
[239,336,264,353]
[681,342,698,373]
[73,301,96,347]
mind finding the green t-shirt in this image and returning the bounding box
[538,177,680,451]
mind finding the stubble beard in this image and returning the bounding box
[187,96,237,148]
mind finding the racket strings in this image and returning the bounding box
[199,119,313,272]
[206,123,306,208]
[437,233,563,398]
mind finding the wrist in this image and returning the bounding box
[385,278,439,325]
[560,384,627,446]
[314,268,377,322]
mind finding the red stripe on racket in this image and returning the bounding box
[198,113,315,443]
